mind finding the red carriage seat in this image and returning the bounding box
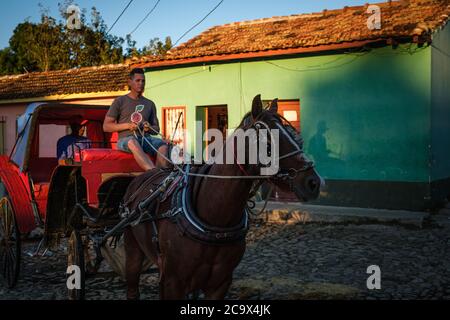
[77,131,157,207]
[80,147,156,207]
[81,148,139,162]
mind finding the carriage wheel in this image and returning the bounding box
[67,230,85,300]
[0,196,21,289]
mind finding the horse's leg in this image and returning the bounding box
[204,276,233,300]
[157,248,186,300]
[130,222,159,265]
[159,274,187,300]
[124,227,144,300]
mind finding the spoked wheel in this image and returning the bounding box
[67,230,85,300]
[0,196,21,289]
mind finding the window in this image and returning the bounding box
[162,106,186,149]
[39,124,67,157]
[263,99,300,131]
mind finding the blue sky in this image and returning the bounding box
[0,0,376,50]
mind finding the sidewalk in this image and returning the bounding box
[253,201,431,228]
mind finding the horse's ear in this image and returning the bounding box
[269,98,278,113]
[251,94,263,119]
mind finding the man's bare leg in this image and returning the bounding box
[156,145,170,168]
[128,139,155,171]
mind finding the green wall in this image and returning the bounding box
[145,44,431,183]
[431,24,450,181]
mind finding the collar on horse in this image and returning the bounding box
[118,164,249,246]
[171,164,249,245]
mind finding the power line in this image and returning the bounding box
[149,65,218,89]
[107,0,134,34]
[173,0,224,47]
[264,51,370,73]
[128,0,161,36]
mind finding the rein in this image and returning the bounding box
[136,112,314,181]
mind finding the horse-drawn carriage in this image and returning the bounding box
[1,96,322,300]
[0,102,153,299]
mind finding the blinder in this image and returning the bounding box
[244,114,315,186]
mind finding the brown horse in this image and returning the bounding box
[122,94,322,299]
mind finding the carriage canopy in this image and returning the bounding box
[11,102,110,172]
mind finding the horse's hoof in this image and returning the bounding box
[127,292,140,300]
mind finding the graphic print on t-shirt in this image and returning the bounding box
[131,104,145,124]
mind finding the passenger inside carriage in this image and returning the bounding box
[56,115,92,160]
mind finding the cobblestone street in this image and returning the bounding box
[1,217,449,300]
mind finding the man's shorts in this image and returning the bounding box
[117,134,166,158]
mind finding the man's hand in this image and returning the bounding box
[103,116,138,133]
[143,121,158,134]
[128,122,138,131]
[143,121,151,132]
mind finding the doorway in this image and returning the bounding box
[196,105,228,162]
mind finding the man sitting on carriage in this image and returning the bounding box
[103,68,170,170]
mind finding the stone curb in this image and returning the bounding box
[253,202,429,228]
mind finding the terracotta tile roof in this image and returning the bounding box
[0,64,130,101]
[132,0,450,67]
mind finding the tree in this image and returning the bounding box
[0,48,18,74]
[142,36,173,57]
[8,17,69,73]
[0,1,124,75]
[125,34,139,58]
[125,36,173,60]
[59,3,124,68]
[0,1,172,75]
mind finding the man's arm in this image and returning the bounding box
[104,97,138,133]
[103,116,137,133]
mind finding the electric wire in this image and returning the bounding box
[107,0,134,34]
[128,0,161,36]
[173,0,224,47]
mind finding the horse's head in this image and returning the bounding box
[239,94,323,202]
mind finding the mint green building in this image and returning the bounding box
[137,0,450,211]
